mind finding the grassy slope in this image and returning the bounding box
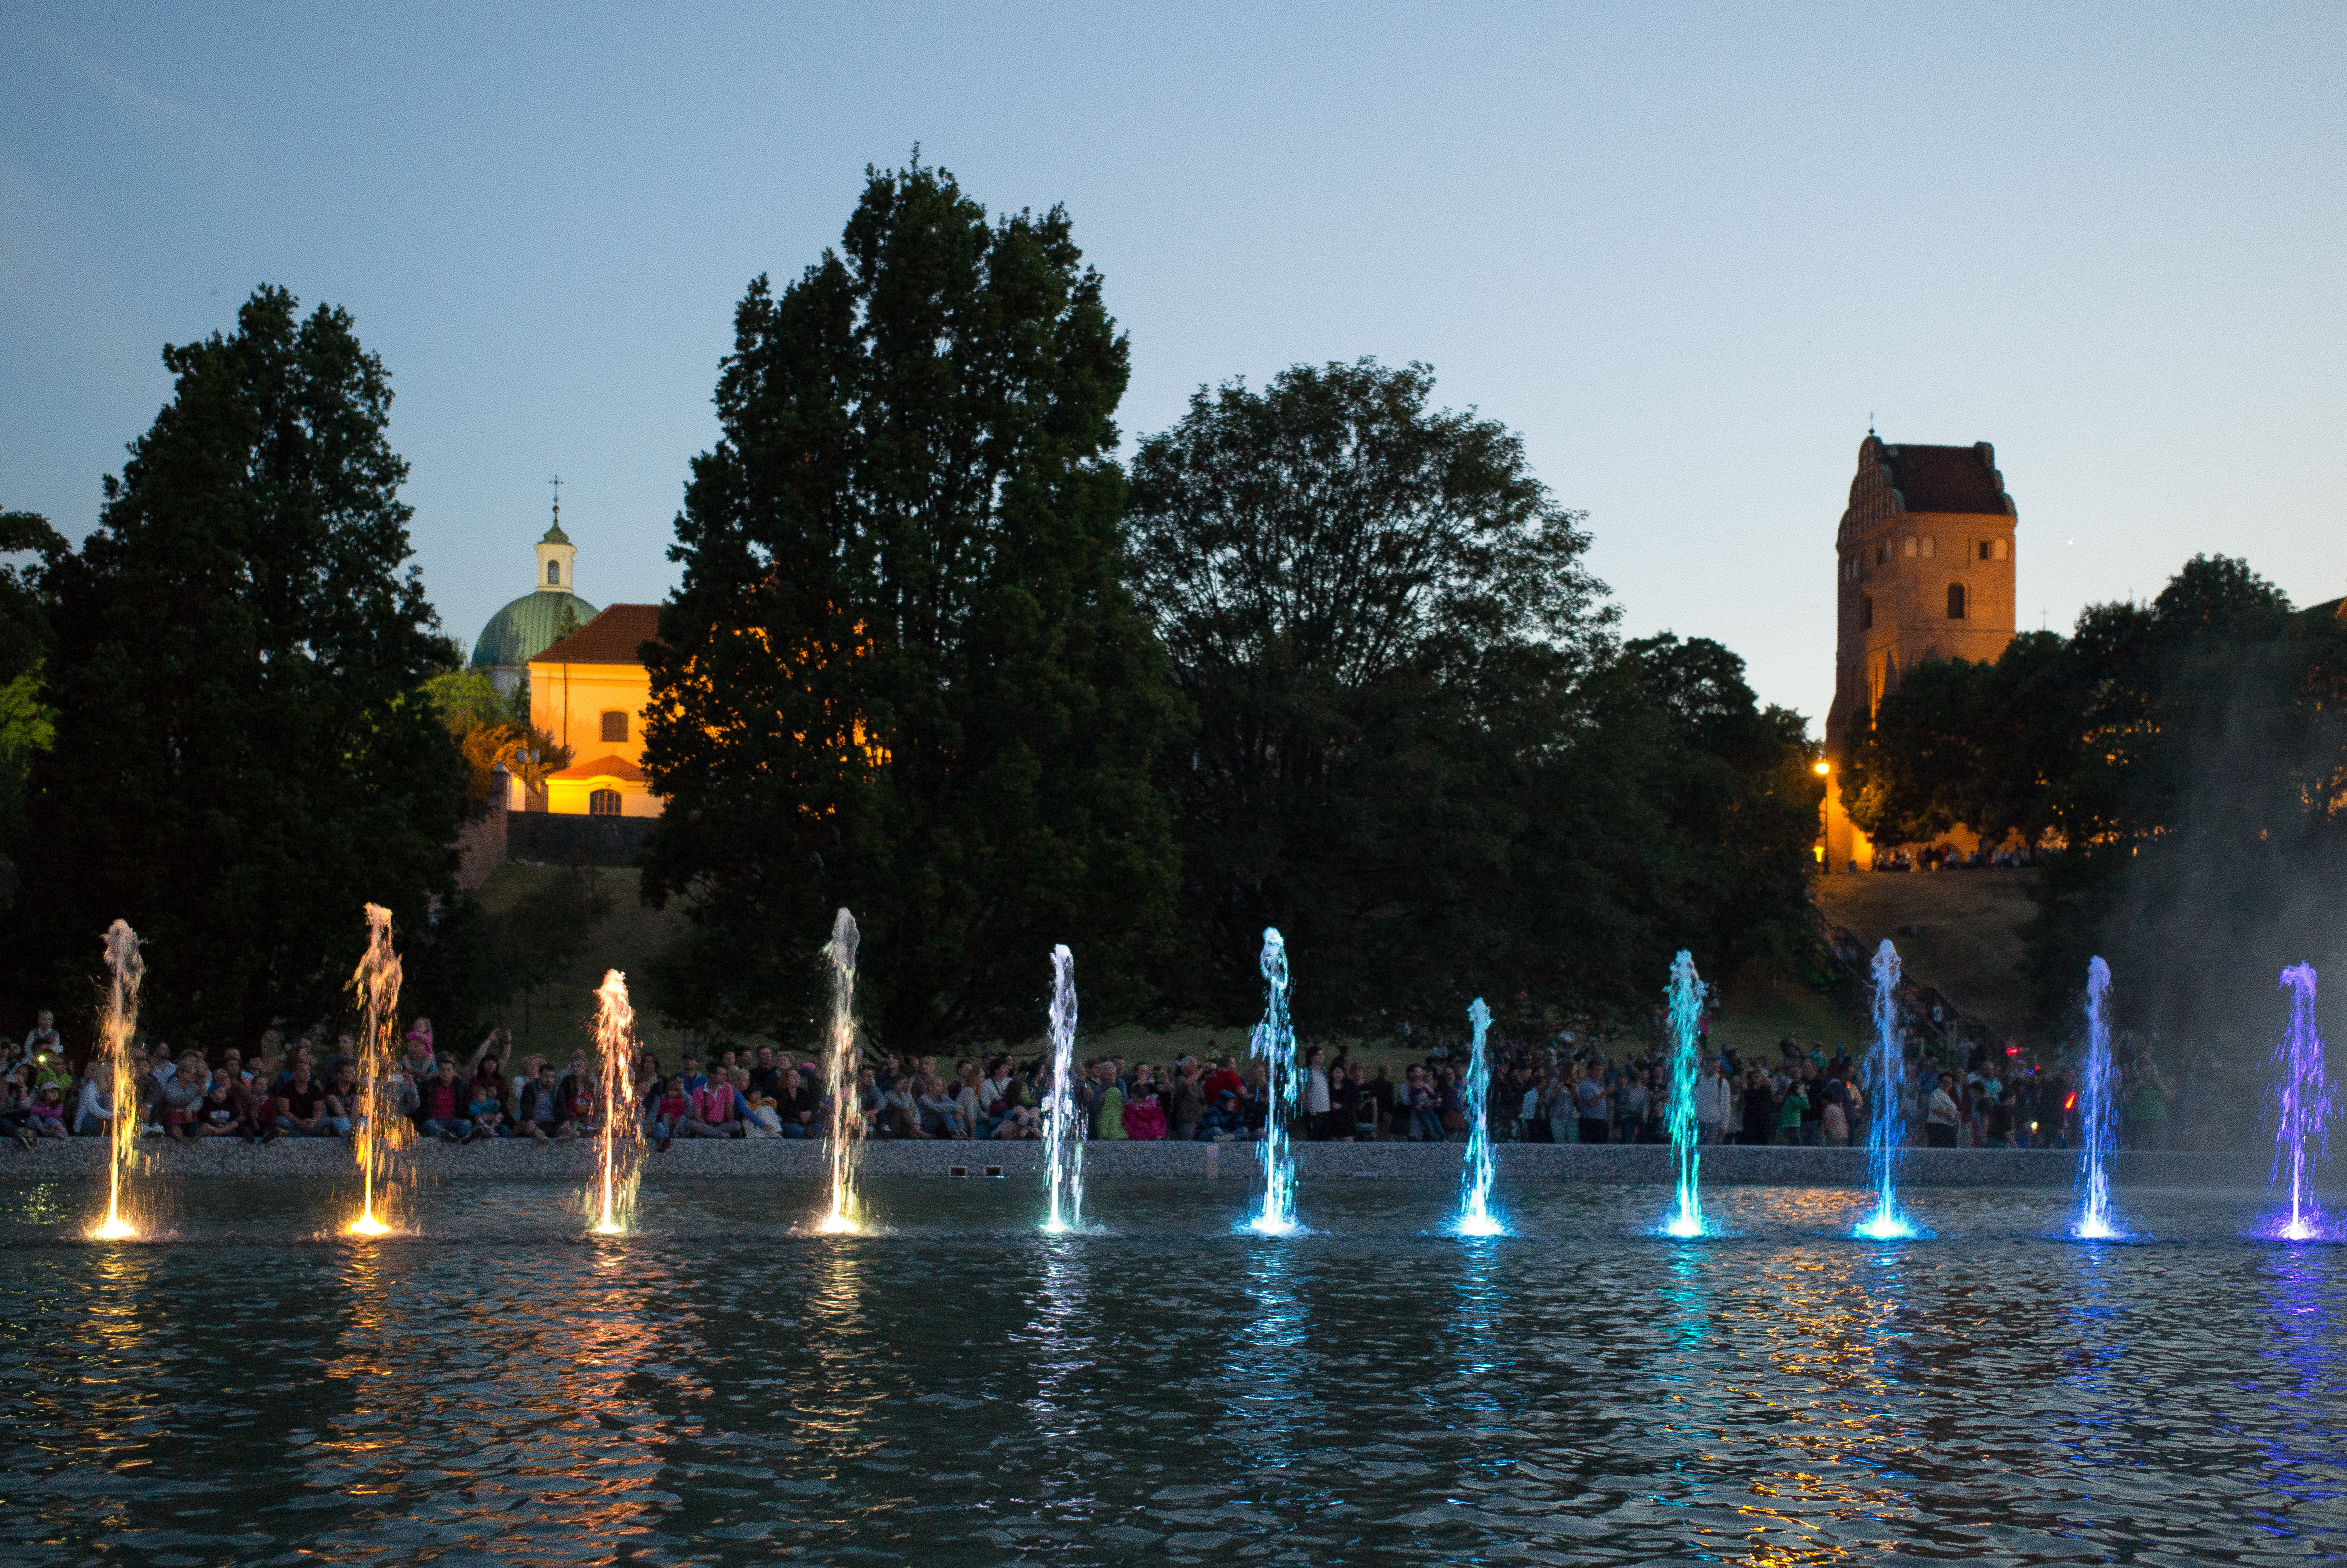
[469,865,698,1067]
[1812,868,2039,1038]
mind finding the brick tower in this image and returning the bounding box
[1821,435,2018,869]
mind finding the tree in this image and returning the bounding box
[0,510,65,910]
[11,286,465,1047]
[1847,553,2347,1037]
[423,669,570,813]
[1130,359,1619,1027]
[641,158,1183,1052]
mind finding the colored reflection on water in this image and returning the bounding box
[0,1179,2337,1565]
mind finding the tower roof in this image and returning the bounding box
[1873,441,2011,515]
[470,590,600,670]
[540,518,571,547]
[1840,436,2015,542]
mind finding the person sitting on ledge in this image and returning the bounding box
[772,1068,815,1138]
[25,1082,67,1141]
[277,1061,330,1137]
[513,1062,571,1143]
[648,1077,688,1150]
[412,1061,469,1142]
[680,1071,738,1137]
[196,1071,237,1138]
[230,1072,277,1143]
[321,1062,360,1140]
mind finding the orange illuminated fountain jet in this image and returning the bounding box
[345,904,405,1237]
[88,920,145,1240]
[815,909,865,1234]
[586,969,644,1235]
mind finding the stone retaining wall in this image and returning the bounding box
[0,1137,2274,1191]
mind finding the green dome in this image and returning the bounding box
[471,591,600,669]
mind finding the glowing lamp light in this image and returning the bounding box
[1814,761,1831,775]
[2063,1092,2079,1112]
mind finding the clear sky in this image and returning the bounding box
[5,3,2343,728]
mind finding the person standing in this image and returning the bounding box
[1303,1046,1332,1141]
[1575,1066,1611,1146]
[1695,1058,1731,1145]
[1925,1072,1960,1148]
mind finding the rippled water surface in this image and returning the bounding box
[0,1177,2341,1565]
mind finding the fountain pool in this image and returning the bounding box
[5,1176,2339,1565]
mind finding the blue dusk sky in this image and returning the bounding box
[3,3,2343,728]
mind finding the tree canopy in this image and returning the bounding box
[11,286,466,1047]
[1127,360,1820,1031]
[1846,553,2347,1034]
[641,157,1183,1053]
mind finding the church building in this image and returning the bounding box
[1821,435,2018,869]
[469,497,664,819]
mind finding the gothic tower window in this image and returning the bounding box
[1920,536,1936,558]
[1902,536,1918,558]
[1947,583,1967,619]
[548,559,561,585]
[1861,594,1873,630]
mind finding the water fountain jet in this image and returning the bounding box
[88,920,144,1241]
[816,909,865,1235]
[1040,945,1085,1234]
[2072,956,2122,1240]
[345,904,406,1238]
[1852,939,1920,1241]
[2266,963,2334,1242]
[1661,950,1707,1239]
[586,969,645,1236]
[1453,997,1503,1236]
[1243,928,1302,1236]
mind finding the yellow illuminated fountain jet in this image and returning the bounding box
[586,969,644,1235]
[345,904,405,1238]
[88,920,145,1241]
[815,909,865,1234]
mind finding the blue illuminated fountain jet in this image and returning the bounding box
[1853,939,1920,1240]
[1661,950,1708,1238]
[1244,928,1304,1235]
[1454,997,1503,1236]
[2264,963,2335,1242]
[2072,956,2123,1239]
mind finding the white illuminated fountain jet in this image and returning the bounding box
[1661,950,1708,1239]
[1853,939,1921,1240]
[1040,944,1086,1234]
[1244,928,1303,1235]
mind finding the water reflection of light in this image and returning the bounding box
[1229,1241,1308,1473]
[1023,1237,1095,1469]
[305,1217,675,1558]
[2249,1246,2343,1542]
[1719,1251,1920,1562]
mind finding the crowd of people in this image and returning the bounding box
[0,1004,2222,1156]
[1862,843,2037,873]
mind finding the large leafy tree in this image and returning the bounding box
[1127,359,1815,1030]
[1846,554,2347,1034]
[13,287,464,1047]
[641,159,1183,1052]
[0,510,65,910]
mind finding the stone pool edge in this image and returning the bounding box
[0,1139,2273,1190]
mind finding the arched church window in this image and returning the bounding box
[1861,594,1873,630]
[601,710,628,744]
[548,560,562,586]
[589,789,621,817]
[1947,583,1967,619]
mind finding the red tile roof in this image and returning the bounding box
[548,753,646,783]
[533,604,664,667]
[1880,444,2011,516]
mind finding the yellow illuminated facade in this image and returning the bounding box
[523,604,665,818]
